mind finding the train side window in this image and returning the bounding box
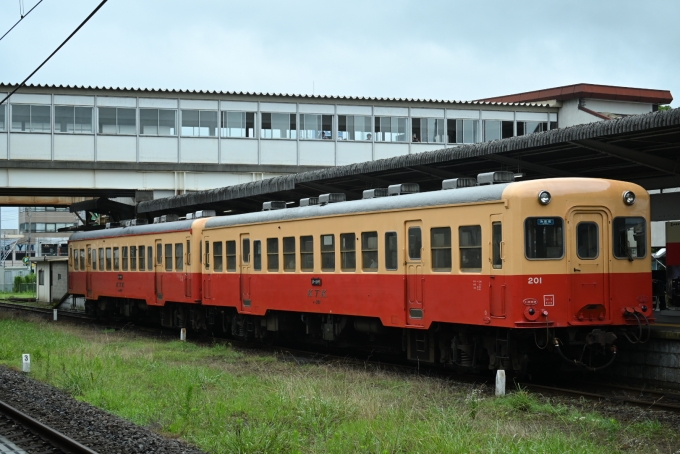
[300,236,313,271]
[106,248,112,271]
[253,240,262,270]
[321,234,335,271]
[243,238,250,264]
[613,217,646,260]
[226,240,236,271]
[283,237,296,272]
[204,241,210,269]
[113,247,120,271]
[73,249,78,270]
[130,246,137,271]
[362,232,378,271]
[576,222,598,259]
[99,248,104,271]
[87,247,92,267]
[213,241,223,272]
[122,247,129,271]
[524,217,564,260]
[385,232,398,270]
[91,248,97,270]
[431,227,452,272]
[340,233,356,271]
[267,238,279,271]
[165,244,173,271]
[79,249,85,270]
[408,227,422,260]
[175,243,183,271]
[139,245,145,270]
[157,243,162,265]
[492,223,502,269]
[147,246,153,270]
[459,225,482,272]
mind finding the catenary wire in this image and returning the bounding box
[0,0,108,107]
[0,0,44,43]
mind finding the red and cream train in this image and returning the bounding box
[68,173,652,372]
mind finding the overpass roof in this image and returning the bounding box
[138,107,680,217]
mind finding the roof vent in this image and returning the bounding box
[319,193,346,205]
[186,213,194,220]
[123,218,148,227]
[363,188,389,199]
[263,201,287,211]
[300,197,319,207]
[194,210,216,218]
[153,217,160,224]
[477,171,514,185]
[442,178,477,190]
[105,222,121,229]
[388,183,420,196]
[160,214,179,223]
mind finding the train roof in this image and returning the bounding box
[69,219,194,242]
[204,182,508,230]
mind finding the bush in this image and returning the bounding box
[13,275,24,292]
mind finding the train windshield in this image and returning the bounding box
[612,217,646,260]
[524,217,564,259]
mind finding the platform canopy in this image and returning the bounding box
[138,108,680,218]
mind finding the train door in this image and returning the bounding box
[405,220,424,326]
[489,214,506,317]
[240,234,251,311]
[154,239,163,300]
[184,236,192,298]
[569,211,609,317]
[86,244,93,297]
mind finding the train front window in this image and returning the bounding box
[577,222,599,259]
[613,217,646,260]
[525,217,564,260]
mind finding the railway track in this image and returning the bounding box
[0,398,97,454]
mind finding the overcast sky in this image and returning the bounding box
[0,0,678,105]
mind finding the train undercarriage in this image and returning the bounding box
[85,297,643,374]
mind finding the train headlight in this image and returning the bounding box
[538,190,551,205]
[623,191,636,205]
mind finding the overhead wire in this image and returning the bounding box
[0,0,44,43]
[0,0,108,107]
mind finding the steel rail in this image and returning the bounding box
[0,398,98,453]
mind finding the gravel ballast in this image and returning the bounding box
[0,366,207,454]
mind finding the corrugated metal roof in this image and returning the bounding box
[0,83,550,107]
[477,83,673,104]
[138,107,680,214]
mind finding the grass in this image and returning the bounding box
[0,314,677,453]
[0,291,36,300]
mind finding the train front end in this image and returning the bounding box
[504,178,652,369]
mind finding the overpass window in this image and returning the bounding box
[300,236,313,271]
[140,109,177,136]
[11,104,50,132]
[106,248,112,271]
[300,114,333,140]
[431,227,452,271]
[165,244,173,271]
[459,225,482,271]
[338,115,372,141]
[55,106,93,133]
[122,247,128,271]
[0,104,5,131]
[138,245,145,270]
[340,233,356,271]
[613,217,646,260]
[221,111,255,138]
[261,113,296,139]
[175,243,183,271]
[226,240,236,271]
[267,238,279,271]
[98,107,136,134]
[99,248,104,270]
[213,241,223,272]
[385,232,398,270]
[283,237,296,271]
[375,117,407,142]
[253,240,261,271]
[517,121,548,136]
[361,232,378,271]
[483,120,514,142]
[113,247,120,271]
[550,121,557,130]
[447,119,478,144]
[181,110,217,137]
[412,118,445,143]
[321,234,335,271]
[130,246,137,271]
[524,217,564,259]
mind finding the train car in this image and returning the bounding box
[68,174,652,373]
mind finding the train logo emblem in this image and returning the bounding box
[523,298,538,306]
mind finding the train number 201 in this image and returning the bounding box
[528,277,543,284]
